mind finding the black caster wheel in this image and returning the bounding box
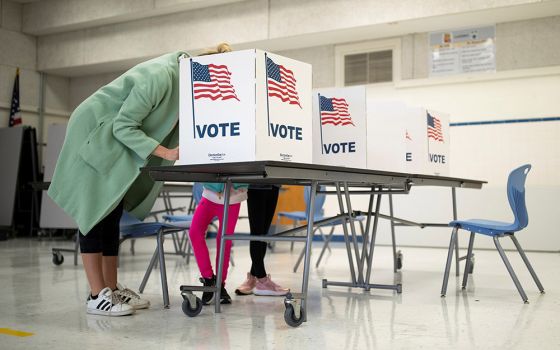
[396,284,403,294]
[322,279,327,288]
[182,297,203,317]
[396,250,403,270]
[52,252,64,265]
[284,303,305,328]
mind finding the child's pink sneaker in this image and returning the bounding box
[254,275,289,296]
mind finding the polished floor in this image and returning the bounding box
[1,236,559,349]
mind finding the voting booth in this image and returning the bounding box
[424,108,450,176]
[312,86,367,168]
[367,101,450,176]
[178,50,312,165]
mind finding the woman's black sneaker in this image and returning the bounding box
[199,275,216,305]
[220,284,232,304]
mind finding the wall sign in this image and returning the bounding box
[429,26,496,76]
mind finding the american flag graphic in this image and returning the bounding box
[266,57,301,108]
[319,96,354,126]
[192,62,239,101]
[427,112,444,142]
[406,130,412,141]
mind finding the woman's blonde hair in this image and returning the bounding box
[198,43,232,56]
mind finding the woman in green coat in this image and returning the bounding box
[48,46,229,316]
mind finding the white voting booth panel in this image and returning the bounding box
[312,86,367,168]
[178,50,312,165]
[366,100,424,173]
[403,105,429,174]
[366,101,450,176]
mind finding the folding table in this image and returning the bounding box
[145,161,485,327]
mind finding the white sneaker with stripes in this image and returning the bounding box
[86,287,134,316]
[114,283,150,310]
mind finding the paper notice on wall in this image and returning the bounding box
[429,26,496,76]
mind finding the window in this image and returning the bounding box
[335,39,400,86]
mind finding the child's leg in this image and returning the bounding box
[214,203,241,284]
[188,198,218,279]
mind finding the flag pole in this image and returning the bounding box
[318,94,324,154]
[265,53,271,136]
[189,59,196,139]
[426,111,430,159]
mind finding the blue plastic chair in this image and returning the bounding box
[119,211,191,308]
[162,182,205,223]
[276,185,365,272]
[441,164,545,303]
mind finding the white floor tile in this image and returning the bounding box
[0,237,559,349]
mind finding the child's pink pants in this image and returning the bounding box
[188,197,240,284]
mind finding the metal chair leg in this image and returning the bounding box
[139,246,159,293]
[316,226,336,268]
[185,239,192,265]
[318,227,331,253]
[454,234,460,276]
[73,229,79,266]
[493,236,529,303]
[156,230,170,308]
[294,246,305,273]
[510,235,545,293]
[462,232,475,289]
[441,227,458,297]
[294,227,317,272]
[290,221,298,252]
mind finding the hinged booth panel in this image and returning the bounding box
[312,86,367,168]
[178,50,312,165]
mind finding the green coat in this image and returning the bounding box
[48,51,186,234]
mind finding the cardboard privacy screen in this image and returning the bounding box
[312,86,367,168]
[178,49,312,165]
[367,101,450,176]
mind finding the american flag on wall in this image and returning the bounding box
[192,62,239,101]
[266,57,301,108]
[427,112,444,142]
[9,68,22,127]
[319,96,354,126]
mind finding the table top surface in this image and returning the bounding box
[145,161,486,189]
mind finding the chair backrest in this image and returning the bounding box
[507,164,531,231]
[303,185,326,217]
[120,210,142,226]
[193,182,204,205]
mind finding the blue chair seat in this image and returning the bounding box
[449,219,516,236]
[163,214,194,222]
[120,221,191,238]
